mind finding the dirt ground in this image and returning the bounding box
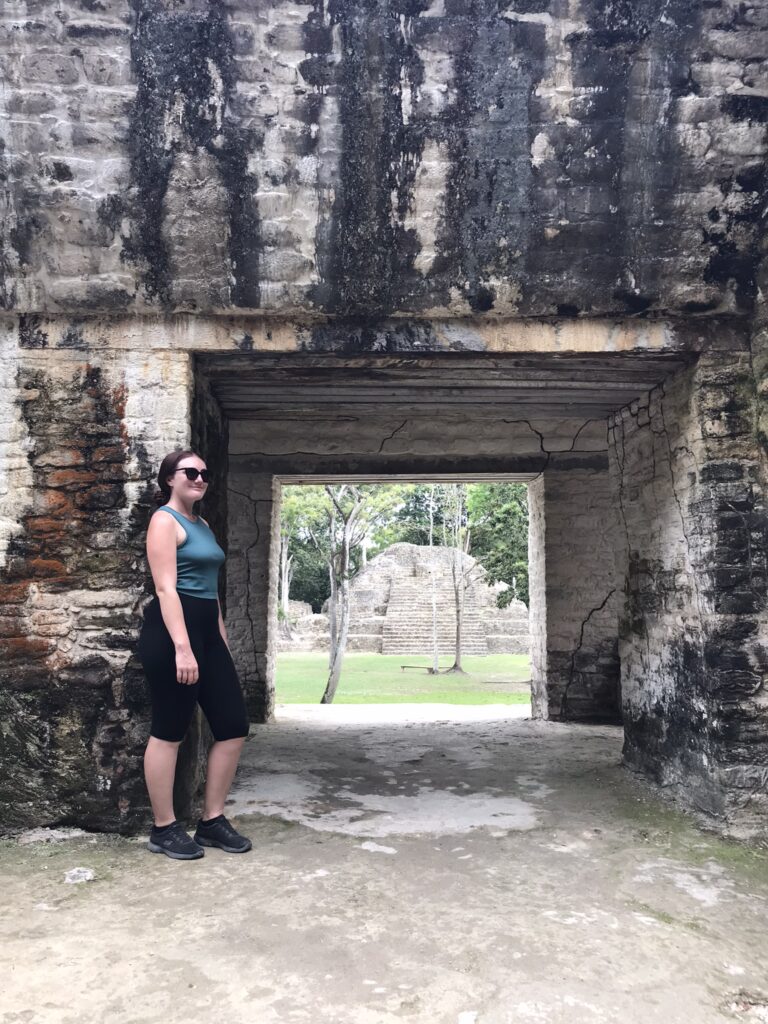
[3,704,768,1024]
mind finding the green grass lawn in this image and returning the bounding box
[275,652,532,704]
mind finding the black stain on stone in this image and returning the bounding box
[66,23,130,38]
[309,0,429,317]
[470,284,495,313]
[0,363,157,833]
[304,318,438,353]
[59,323,87,349]
[702,162,768,310]
[124,1,261,308]
[19,314,48,349]
[722,94,768,123]
[433,2,542,314]
[48,161,74,183]
[237,332,254,352]
[97,194,125,237]
[682,298,720,314]
[55,284,134,313]
[613,288,654,314]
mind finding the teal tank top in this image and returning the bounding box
[156,506,225,600]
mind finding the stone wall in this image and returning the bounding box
[1,1,766,319]
[610,335,768,838]
[1,0,767,840]
[225,471,279,722]
[0,338,193,831]
[528,455,624,723]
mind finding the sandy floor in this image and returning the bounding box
[3,704,768,1024]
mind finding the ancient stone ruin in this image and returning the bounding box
[281,542,529,656]
[1,1,767,842]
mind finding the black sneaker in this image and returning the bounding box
[194,815,252,853]
[147,821,205,860]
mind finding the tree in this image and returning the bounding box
[467,483,529,606]
[368,484,444,550]
[304,484,405,703]
[278,489,302,619]
[427,484,440,674]
[441,483,483,674]
[317,486,365,704]
[288,538,332,612]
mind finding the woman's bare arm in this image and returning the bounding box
[146,512,198,685]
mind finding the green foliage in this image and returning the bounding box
[466,483,529,606]
[282,480,529,611]
[376,485,446,548]
[289,538,331,612]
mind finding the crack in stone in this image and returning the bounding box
[501,416,610,488]
[560,417,608,454]
[609,414,632,557]
[561,587,617,721]
[377,419,409,454]
[657,383,705,633]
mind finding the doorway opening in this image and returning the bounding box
[273,478,532,711]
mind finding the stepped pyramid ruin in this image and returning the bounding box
[282,543,529,656]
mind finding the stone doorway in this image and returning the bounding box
[271,481,532,709]
[189,335,767,842]
[3,325,765,843]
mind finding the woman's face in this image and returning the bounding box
[167,455,209,504]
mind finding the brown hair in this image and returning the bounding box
[155,449,203,506]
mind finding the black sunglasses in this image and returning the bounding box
[173,467,211,483]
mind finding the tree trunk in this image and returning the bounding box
[446,486,467,674]
[321,492,362,703]
[322,570,351,703]
[428,485,439,674]
[279,539,292,618]
[327,557,338,672]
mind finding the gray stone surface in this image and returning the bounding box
[3,705,768,1023]
[2,1,766,319]
[610,340,768,839]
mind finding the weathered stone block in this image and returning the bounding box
[20,52,81,85]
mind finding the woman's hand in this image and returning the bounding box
[175,645,199,685]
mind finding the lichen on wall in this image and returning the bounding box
[610,339,768,837]
[0,339,196,833]
[1,0,766,317]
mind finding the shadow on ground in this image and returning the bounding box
[3,704,768,1024]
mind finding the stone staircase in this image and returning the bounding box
[281,544,529,655]
[381,575,489,655]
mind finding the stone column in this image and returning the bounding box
[611,337,768,840]
[528,455,623,723]
[0,328,195,832]
[226,469,280,722]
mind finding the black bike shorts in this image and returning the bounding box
[137,594,250,743]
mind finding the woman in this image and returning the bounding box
[137,449,251,860]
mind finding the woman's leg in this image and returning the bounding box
[198,638,250,819]
[202,737,246,820]
[144,736,183,826]
[138,598,198,828]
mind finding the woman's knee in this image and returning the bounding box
[147,734,184,749]
[211,730,248,746]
